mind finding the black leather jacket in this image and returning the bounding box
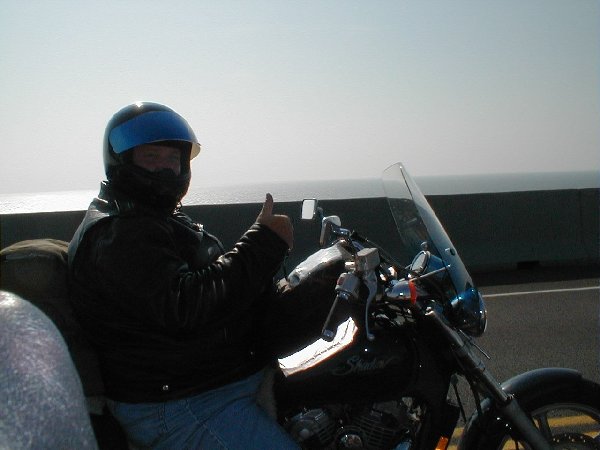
[68,182,288,402]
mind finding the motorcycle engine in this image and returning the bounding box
[285,401,414,449]
[287,409,337,447]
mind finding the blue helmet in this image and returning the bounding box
[103,102,201,209]
[103,102,200,178]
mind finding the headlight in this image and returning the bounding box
[450,288,487,337]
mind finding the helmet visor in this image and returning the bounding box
[109,110,201,159]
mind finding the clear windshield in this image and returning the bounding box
[381,163,474,297]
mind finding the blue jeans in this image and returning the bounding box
[107,370,298,449]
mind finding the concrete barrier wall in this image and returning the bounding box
[427,188,599,271]
[1,188,598,273]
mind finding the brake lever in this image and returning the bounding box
[363,270,378,341]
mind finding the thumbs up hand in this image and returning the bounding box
[257,193,293,250]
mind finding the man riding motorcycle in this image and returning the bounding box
[68,101,298,449]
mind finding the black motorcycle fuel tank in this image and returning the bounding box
[275,310,418,406]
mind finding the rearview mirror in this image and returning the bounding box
[301,199,318,220]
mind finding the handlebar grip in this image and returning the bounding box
[322,272,360,341]
[321,294,345,342]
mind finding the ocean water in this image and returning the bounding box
[0,171,597,215]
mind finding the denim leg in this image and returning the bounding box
[106,399,166,449]
[108,371,299,450]
[177,370,298,450]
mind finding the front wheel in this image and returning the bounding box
[462,377,600,449]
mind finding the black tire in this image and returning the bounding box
[463,377,600,449]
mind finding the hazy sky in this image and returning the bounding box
[1,0,598,194]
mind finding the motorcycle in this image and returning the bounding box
[267,163,600,449]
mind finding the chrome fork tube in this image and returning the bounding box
[424,309,552,450]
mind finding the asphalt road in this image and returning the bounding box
[446,265,599,446]
[472,265,599,386]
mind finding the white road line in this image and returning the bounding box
[483,286,599,298]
